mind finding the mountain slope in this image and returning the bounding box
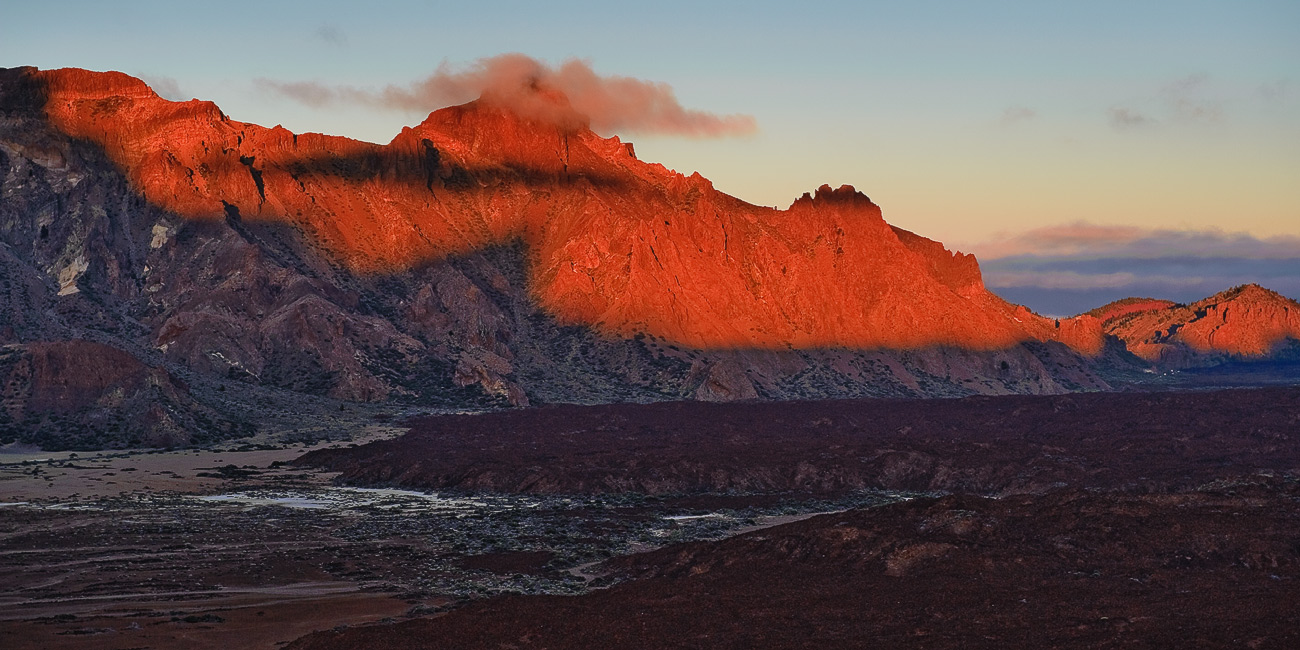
[1098,285,1300,365]
[29,66,1100,352]
[3,65,1294,450]
[0,65,1127,451]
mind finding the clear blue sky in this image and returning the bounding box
[4,1,1298,310]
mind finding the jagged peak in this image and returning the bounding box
[789,184,875,210]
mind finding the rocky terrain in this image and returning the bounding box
[290,485,1300,650]
[286,386,1300,650]
[0,65,1152,451]
[26,67,1099,352]
[3,61,1297,650]
[0,340,248,448]
[298,386,1300,496]
[0,432,905,650]
[5,386,1298,650]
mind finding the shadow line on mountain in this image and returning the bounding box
[271,150,634,192]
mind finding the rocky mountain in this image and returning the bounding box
[28,67,1103,352]
[0,340,246,448]
[1091,285,1300,366]
[0,66,1293,448]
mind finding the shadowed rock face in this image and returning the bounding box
[0,341,244,448]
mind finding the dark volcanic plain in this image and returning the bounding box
[291,487,1300,650]
[300,387,1300,496]
[289,387,1300,649]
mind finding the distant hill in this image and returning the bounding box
[1096,285,1300,366]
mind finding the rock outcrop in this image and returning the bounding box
[1096,285,1300,365]
[0,341,244,448]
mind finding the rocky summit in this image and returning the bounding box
[0,66,1296,448]
[1094,284,1300,365]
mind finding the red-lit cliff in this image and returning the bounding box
[31,67,1099,353]
[6,66,1295,449]
[1094,285,1300,364]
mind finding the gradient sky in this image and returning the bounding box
[3,1,1298,313]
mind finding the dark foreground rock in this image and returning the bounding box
[289,481,1300,650]
[298,386,1300,495]
[287,387,1300,649]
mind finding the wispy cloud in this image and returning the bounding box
[1259,79,1293,105]
[255,53,757,138]
[258,80,337,106]
[314,24,347,47]
[984,270,1225,292]
[1108,106,1154,130]
[972,222,1300,314]
[140,74,184,101]
[1000,106,1036,125]
[1107,73,1226,131]
[984,270,1140,291]
[972,222,1300,260]
[1161,73,1223,123]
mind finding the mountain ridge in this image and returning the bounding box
[0,66,1296,449]
[26,65,1100,352]
[1098,284,1300,364]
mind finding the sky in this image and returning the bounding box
[3,0,1298,314]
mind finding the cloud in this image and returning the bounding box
[1161,73,1223,123]
[1000,106,1036,125]
[1260,79,1293,105]
[971,222,1300,260]
[984,270,1140,291]
[1108,106,1154,130]
[1108,73,1226,131]
[140,74,184,101]
[314,24,348,47]
[255,53,758,138]
[256,79,339,106]
[971,222,1300,314]
[983,270,1225,291]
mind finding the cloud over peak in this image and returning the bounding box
[255,54,757,138]
[139,74,184,102]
